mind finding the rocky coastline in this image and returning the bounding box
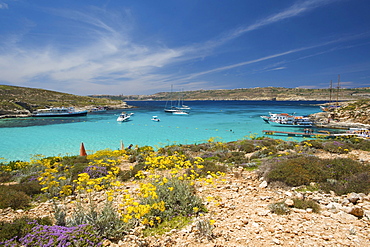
[0,102,134,119]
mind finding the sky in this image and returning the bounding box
[0,0,370,96]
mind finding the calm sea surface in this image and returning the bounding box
[0,100,327,162]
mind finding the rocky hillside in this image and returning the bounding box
[0,85,129,117]
[94,87,370,101]
[309,99,370,130]
[333,100,370,125]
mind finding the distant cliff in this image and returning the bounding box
[0,85,129,118]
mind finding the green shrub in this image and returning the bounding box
[0,172,12,183]
[250,146,277,159]
[67,200,131,241]
[143,215,191,236]
[323,158,366,180]
[0,186,30,209]
[190,160,228,178]
[118,162,147,181]
[264,155,326,186]
[141,178,206,221]
[322,141,352,154]
[69,163,90,181]
[321,172,370,195]
[238,141,255,153]
[355,139,370,151]
[276,141,296,151]
[260,154,370,194]
[61,155,88,167]
[223,151,250,165]
[9,180,42,197]
[292,198,320,213]
[0,216,52,243]
[268,202,290,215]
[301,139,323,149]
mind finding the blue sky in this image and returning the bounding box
[0,0,369,96]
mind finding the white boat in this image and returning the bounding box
[164,86,191,112]
[260,112,293,123]
[90,106,107,112]
[117,112,134,122]
[151,116,160,122]
[32,107,88,117]
[261,112,314,127]
[172,110,189,115]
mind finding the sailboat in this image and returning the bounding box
[175,89,191,110]
[164,86,191,113]
[320,75,341,112]
[164,85,179,113]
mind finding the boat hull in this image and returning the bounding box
[267,120,313,127]
[32,111,88,117]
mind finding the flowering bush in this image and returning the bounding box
[138,177,206,226]
[0,217,52,246]
[16,223,103,247]
[322,141,352,154]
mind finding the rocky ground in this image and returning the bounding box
[2,149,370,247]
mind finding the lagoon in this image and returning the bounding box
[0,100,326,162]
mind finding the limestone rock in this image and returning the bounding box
[259,181,268,188]
[284,199,294,206]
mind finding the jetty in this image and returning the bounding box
[262,130,358,138]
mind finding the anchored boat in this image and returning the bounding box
[32,107,88,117]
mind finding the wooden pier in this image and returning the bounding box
[262,130,357,138]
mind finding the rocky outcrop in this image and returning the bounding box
[310,100,370,129]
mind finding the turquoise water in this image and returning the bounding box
[0,100,326,162]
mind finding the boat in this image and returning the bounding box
[164,85,191,112]
[268,116,314,127]
[90,106,107,112]
[261,112,314,127]
[176,89,191,110]
[32,107,88,117]
[172,110,189,115]
[320,75,341,112]
[151,116,160,122]
[260,112,293,123]
[117,112,134,122]
[164,85,177,113]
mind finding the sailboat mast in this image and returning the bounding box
[336,75,340,106]
[329,80,332,103]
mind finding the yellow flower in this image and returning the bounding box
[168,187,174,191]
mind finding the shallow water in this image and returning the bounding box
[0,100,326,162]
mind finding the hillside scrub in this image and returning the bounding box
[0,137,370,245]
[0,85,128,116]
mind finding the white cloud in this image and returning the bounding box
[0,2,8,9]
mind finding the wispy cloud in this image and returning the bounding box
[204,0,338,49]
[0,2,8,9]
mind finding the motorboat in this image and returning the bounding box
[32,107,88,117]
[260,112,293,123]
[261,112,314,127]
[151,116,160,122]
[268,117,314,127]
[90,106,107,112]
[117,112,134,122]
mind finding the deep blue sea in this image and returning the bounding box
[0,100,327,162]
